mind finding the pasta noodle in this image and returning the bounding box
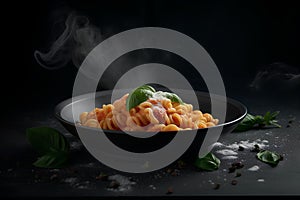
[79,91,219,132]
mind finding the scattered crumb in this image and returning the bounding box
[74,181,90,189]
[63,177,90,189]
[107,180,120,189]
[166,187,173,194]
[64,177,78,185]
[229,162,244,173]
[231,180,238,185]
[107,174,136,192]
[149,185,156,190]
[154,174,162,179]
[96,172,109,181]
[235,172,241,177]
[213,183,220,190]
[171,169,180,176]
[50,174,59,181]
[228,166,236,173]
[177,160,186,169]
[250,144,261,152]
[257,179,265,182]
[232,162,244,169]
[288,118,295,124]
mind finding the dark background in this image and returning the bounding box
[1,0,300,197]
[2,0,300,113]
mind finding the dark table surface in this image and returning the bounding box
[1,93,300,197]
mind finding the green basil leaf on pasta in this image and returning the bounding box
[195,152,220,171]
[163,92,184,104]
[126,85,156,110]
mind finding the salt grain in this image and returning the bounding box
[64,177,78,184]
[149,185,156,190]
[74,181,90,189]
[216,149,238,156]
[222,156,238,160]
[213,139,269,159]
[213,139,269,151]
[107,174,136,192]
[248,165,260,171]
[212,142,224,148]
[70,141,83,150]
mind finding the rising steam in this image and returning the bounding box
[250,62,300,91]
[34,12,102,69]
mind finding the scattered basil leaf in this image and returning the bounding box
[234,111,281,132]
[33,149,68,168]
[26,127,69,168]
[234,114,257,132]
[256,150,283,166]
[262,111,281,127]
[163,92,184,104]
[126,85,156,110]
[195,152,220,171]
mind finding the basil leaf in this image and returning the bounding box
[254,115,264,124]
[26,127,69,155]
[234,111,281,132]
[33,149,68,168]
[264,111,281,128]
[256,150,283,166]
[195,152,220,171]
[26,127,69,168]
[163,92,184,104]
[126,85,156,110]
[234,114,257,132]
[126,85,185,110]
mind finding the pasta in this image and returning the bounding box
[79,89,219,132]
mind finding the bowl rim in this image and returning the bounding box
[54,90,247,134]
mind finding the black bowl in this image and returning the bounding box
[55,90,247,161]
